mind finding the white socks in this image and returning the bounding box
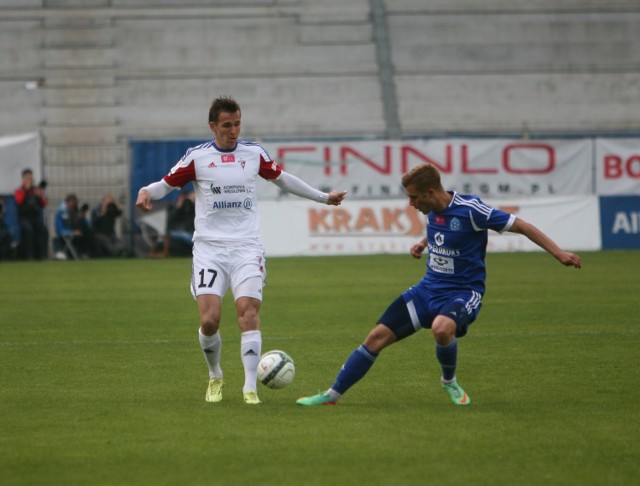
[199,329,222,379]
[199,328,262,393]
[240,330,262,393]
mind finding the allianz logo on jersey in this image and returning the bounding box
[212,198,253,210]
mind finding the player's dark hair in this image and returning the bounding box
[209,96,241,123]
[401,163,443,191]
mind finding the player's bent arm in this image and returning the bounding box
[271,171,334,204]
[508,217,581,268]
[136,180,175,212]
[410,237,427,259]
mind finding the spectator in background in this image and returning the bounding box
[92,195,125,257]
[162,190,195,257]
[14,168,48,260]
[53,194,93,259]
[0,198,13,260]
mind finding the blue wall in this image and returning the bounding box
[600,196,640,249]
[129,140,199,222]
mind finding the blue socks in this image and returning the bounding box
[328,339,456,398]
[331,344,378,395]
[436,338,458,382]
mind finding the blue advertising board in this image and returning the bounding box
[600,195,640,249]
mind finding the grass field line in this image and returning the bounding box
[0,336,303,347]
[1,328,635,348]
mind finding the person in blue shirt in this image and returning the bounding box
[53,194,93,259]
[297,163,581,407]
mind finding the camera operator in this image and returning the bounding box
[14,168,49,260]
[92,195,125,257]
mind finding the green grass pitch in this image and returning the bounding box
[1,251,638,485]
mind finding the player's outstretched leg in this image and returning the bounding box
[297,344,378,406]
[296,391,337,406]
[442,378,470,406]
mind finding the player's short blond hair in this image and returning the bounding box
[401,164,443,191]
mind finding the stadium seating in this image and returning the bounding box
[0,0,638,210]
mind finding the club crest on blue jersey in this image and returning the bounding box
[450,217,462,231]
[435,232,445,246]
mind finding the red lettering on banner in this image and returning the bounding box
[503,144,555,174]
[461,144,496,174]
[400,145,452,173]
[276,146,316,172]
[604,156,623,178]
[628,156,640,178]
[340,146,391,175]
[604,154,640,179]
[324,146,334,176]
[276,142,562,178]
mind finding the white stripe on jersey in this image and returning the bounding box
[453,193,493,217]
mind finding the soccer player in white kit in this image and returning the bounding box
[136,97,346,404]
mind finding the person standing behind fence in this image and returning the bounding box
[14,169,49,260]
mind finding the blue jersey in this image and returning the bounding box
[421,192,515,294]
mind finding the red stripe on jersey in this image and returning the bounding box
[258,155,282,180]
[164,159,196,188]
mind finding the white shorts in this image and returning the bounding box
[190,241,266,301]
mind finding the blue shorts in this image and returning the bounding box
[378,285,483,340]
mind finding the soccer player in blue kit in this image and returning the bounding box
[297,163,581,407]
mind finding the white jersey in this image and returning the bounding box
[162,140,282,243]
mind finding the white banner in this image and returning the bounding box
[595,138,640,195]
[0,132,41,194]
[258,138,593,200]
[258,196,600,257]
[485,196,600,252]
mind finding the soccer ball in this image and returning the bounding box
[257,350,295,389]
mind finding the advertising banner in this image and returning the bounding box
[595,138,640,195]
[599,195,640,249]
[259,195,600,257]
[258,138,593,200]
